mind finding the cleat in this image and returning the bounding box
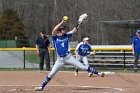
[35,87,43,91]
[74,72,78,76]
[88,73,93,77]
[99,72,105,77]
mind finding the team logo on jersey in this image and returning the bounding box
[80,47,89,50]
[56,38,68,42]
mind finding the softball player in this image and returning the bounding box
[75,37,96,77]
[35,18,104,91]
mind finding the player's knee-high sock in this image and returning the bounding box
[76,67,78,73]
[76,69,78,73]
[41,76,51,90]
[87,66,99,75]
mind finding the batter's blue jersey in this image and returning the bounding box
[132,35,140,54]
[76,42,92,56]
[52,32,73,57]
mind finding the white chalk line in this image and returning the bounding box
[0,84,123,92]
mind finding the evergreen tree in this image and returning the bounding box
[0,9,29,47]
[0,9,25,40]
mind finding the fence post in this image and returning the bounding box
[23,50,25,69]
[123,50,126,69]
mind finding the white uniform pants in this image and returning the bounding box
[48,53,88,78]
[77,56,89,67]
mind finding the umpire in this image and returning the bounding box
[36,31,51,71]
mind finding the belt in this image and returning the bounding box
[59,52,70,57]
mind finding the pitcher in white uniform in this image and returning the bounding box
[35,18,105,91]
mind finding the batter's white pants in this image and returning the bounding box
[48,53,88,78]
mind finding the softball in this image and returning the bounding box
[63,16,69,21]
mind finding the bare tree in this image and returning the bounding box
[0,0,140,45]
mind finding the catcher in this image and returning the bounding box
[75,37,96,77]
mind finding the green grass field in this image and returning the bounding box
[25,53,39,64]
[25,51,55,64]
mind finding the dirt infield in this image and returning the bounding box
[0,71,140,93]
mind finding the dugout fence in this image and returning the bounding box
[0,45,136,70]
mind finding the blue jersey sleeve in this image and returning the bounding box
[52,36,57,48]
[67,31,73,38]
[132,36,137,44]
[52,36,57,40]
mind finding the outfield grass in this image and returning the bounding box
[25,53,39,64]
[25,51,55,64]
